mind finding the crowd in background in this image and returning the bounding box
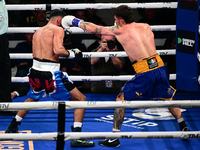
[6,0,177,97]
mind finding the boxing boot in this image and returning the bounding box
[179,121,190,131]
[70,126,95,147]
[5,118,21,133]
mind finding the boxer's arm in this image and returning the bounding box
[67,48,82,62]
[79,21,118,36]
[61,15,119,36]
[53,27,70,57]
[53,27,82,61]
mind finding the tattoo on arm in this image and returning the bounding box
[113,108,125,130]
[81,21,91,30]
[110,26,117,32]
[80,21,103,34]
[95,27,102,34]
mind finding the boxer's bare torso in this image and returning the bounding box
[32,23,68,62]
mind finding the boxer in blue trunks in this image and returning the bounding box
[120,54,176,101]
[61,5,191,147]
[5,9,94,147]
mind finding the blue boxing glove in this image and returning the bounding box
[61,15,83,29]
[67,48,82,62]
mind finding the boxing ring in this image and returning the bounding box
[1,94,200,150]
[1,1,200,150]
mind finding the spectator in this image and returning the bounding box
[85,0,103,24]
[34,10,47,27]
[75,10,87,21]
[10,33,33,99]
[137,8,163,25]
[89,35,125,93]
[19,12,37,27]
[19,0,44,27]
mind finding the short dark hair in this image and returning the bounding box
[113,5,134,24]
[49,9,66,19]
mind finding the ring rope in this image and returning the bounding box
[11,74,176,83]
[7,26,176,33]
[9,50,175,59]
[1,100,200,111]
[6,2,178,11]
[10,50,176,83]
[0,131,199,141]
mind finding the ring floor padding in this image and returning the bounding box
[0,92,200,150]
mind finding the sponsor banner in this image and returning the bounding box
[176,0,200,92]
[176,30,196,55]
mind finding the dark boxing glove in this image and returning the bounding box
[67,48,82,62]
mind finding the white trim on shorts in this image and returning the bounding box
[32,59,60,71]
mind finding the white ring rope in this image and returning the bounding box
[0,131,199,141]
[10,50,176,83]
[9,50,176,59]
[7,26,176,33]
[0,100,200,111]
[6,2,178,11]
[11,74,176,83]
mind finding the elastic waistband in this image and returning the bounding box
[32,59,60,71]
[132,54,164,74]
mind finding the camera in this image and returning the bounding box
[107,40,116,50]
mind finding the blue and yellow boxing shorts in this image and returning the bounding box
[119,54,176,101]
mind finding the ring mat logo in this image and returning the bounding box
[132,108,186,120]
[95,114,158,129]
[0,130,34,150]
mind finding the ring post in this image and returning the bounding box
[176,0,200,92]
[56,102,65,150]
[46,4,51,21]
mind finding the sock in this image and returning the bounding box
[15,115,23,122]
[111,128,120,140]
[177,117,184,123]
[177,118,187,130]
[112,128,120,132]
[74,122,82,128]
